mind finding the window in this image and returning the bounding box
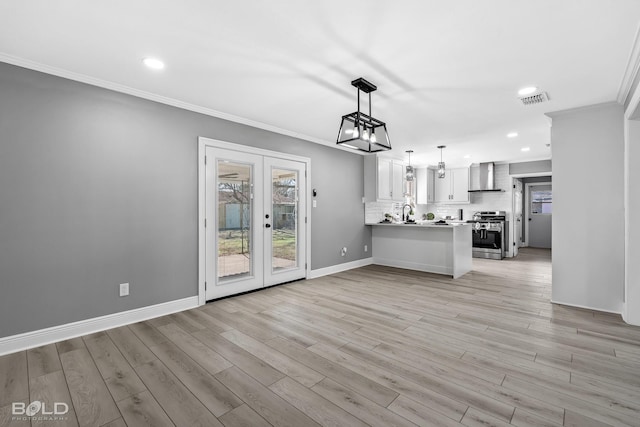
[531,190,552,214]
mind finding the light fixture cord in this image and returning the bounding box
[356,87,360,132]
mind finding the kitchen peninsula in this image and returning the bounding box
[367,222,472,279]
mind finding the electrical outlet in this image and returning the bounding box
[341,247,347,257]
[364,244,368,252]
[119,283,129,297]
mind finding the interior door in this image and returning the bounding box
[205,147,307,300]
[528,184,552,248]
[264,157,306,286]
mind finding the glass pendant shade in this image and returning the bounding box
[437,145,446,178]
[405,165,415,181]
[405,150,414,181]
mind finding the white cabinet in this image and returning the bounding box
[364,156,406,202]
[390,160,405,201]
[451,167,469,202]
[416,167,434,204]
[433,167,469,203]
[377,158,391,200]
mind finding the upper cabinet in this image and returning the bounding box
[416,167,434,204]
[433,167,470,203]
[364,156,406,202]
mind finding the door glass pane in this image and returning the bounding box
[217,160,252,281]
[271,168,298,272]
[531,190,552,214]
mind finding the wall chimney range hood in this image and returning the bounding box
[468,162,504,192]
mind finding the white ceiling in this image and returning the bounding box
[1,0,639,167]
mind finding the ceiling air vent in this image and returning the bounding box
[519,91,549,106]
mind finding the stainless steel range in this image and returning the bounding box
[467,211,508,260]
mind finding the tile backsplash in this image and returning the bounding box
[365,201,405,223]
[364,163,514,223]
[417,163,513,222]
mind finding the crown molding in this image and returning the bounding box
[544,101,621,118]
[0,53,345,150]
[617,24,640,104]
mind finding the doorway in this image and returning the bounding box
[525,182,552,248]
[198,138,310,303]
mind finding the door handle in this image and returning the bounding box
[265,224,271,228]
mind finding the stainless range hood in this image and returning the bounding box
[468,162,504,192]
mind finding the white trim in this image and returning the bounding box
[199,137,312,163]
[198,141,207,306]
[511,177,522,257]
[308,258,374,279]
[509,171,552,178]
[545,101,621,119]
[198,137,312,303]
[551,299,622,316]
[617,24,640,104]
[0,296,198,356]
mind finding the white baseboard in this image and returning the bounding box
[309,258,374,279]
[550,299,622,315]
[0,296,199,356]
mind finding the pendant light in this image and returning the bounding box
[405,150,414,181]
[437,145,446,178]
[336,77,391,152]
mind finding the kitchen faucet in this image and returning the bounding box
[402,204,412,222]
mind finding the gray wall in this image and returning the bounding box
[0,62,371,337]
[509,159,552,175]
[521,176,552,184]
[548,103,624,313]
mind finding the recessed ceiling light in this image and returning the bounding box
[521,147,530,152]
[143,57,165,70]
[518,86,537,96]
[507,132,518,138]
[463,155,471,159]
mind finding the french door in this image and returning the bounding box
[204,145,307,300]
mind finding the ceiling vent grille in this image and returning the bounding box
[519,91,549,106]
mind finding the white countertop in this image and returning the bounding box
[365,221,470,229]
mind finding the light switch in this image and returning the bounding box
[313,200,317,208]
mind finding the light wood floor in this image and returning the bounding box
[3,248,640,427]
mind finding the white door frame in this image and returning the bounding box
[524,182,552,247]
[511,177,523,257]
[197,137,311,306]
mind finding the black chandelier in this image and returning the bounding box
[336,77,391,153]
